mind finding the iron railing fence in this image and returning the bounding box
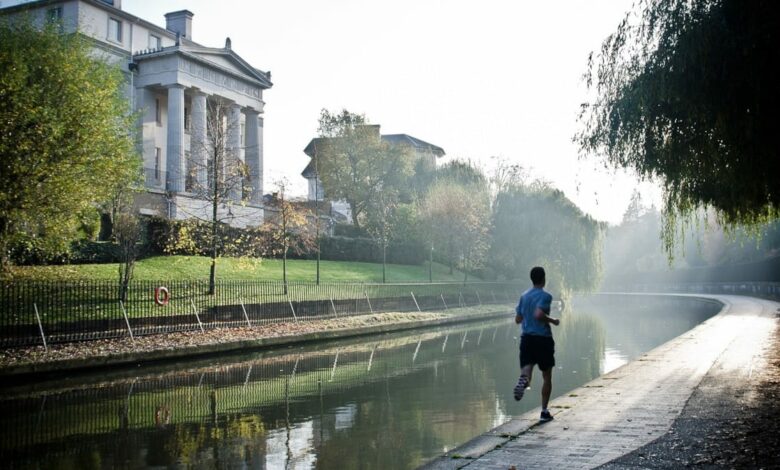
[0,280,519,348]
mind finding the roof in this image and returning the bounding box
[381,134,445,157]
[301,158,317,178]
[134,43,273,89]
[303,133,445,159]
[1,0,272,88]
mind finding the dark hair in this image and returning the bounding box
[530,266,545,285]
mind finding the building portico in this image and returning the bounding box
[133,33,271,226]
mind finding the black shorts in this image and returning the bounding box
[519,335,555,371]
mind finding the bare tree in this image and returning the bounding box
[263,180,317,293]
[183,100,256,294]
[114,199,143,302]
[364,187,400,283]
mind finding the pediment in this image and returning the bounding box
[184,47,272,89]
[135,44,272,89]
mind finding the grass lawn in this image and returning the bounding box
[4,256,474,283]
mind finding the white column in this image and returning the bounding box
[190,90,208,193]
[227,103,242,201]
[166,84,186,193]
[244,108,262,204]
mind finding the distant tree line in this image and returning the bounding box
[314,109,604,294]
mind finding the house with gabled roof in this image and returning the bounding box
[301,127,445,222]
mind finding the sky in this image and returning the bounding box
[9,0,663,225]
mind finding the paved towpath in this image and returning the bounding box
[421,294,780,470]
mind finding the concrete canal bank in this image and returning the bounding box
[421,294,780,469]
[0,307,511,379]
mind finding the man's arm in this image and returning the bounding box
[534,307,560,326]
[515,313,523,324]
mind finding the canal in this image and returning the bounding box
[0,295,720,469]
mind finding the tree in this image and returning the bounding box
[315,109,413,230]
[577,0,780,249]
[420,180,490,280]
[0,20,139,271]
[364,188,400,284]
[114,209,143,303]
[262,180,317,292]
[489,184,603,295]
[183,100,253,294]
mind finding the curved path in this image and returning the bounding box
[421,294,780,469]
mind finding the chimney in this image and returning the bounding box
[165,10,193,40]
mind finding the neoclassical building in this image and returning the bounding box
[1,0,272,227]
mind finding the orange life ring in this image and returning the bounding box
[154,286,170,306]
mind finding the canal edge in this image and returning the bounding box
[0,310,513,380]
[418,293,732,470]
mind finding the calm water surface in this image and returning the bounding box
[0,296,719,469]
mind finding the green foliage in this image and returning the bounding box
[0,19,139,270]
[577,0,780,252]
[489,185,603,293]
[315,109,414,229]
[420,179,491,280]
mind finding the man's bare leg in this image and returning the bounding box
[541,368,552,410]
[521,364,534,386]
[514,363,535,400]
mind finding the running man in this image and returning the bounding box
[514,266,560,422]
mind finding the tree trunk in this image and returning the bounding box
[382,243,386,283]
[429,244,433,283]
[283,247,288,295]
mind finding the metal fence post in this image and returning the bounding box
[410,292,421,312]
[365,290,374,314]
[119,300,135,344]
[330,297,338,318]
[239,298,252,328]
[190,299,205,333]
[440,293,448,310]
[33,303,47,353]
[475,291,482,306]
[288,298,299,323]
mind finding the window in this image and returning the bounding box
[155,98,162,126]
[148,34,161,50]
[184,106,191,134]
[154,148,161,182]
[108,18,122,43]
[47,7,63,23]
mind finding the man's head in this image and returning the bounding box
[530,266,546,286]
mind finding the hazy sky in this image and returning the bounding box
[15,0,664,224]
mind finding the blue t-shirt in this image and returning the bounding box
[515,287,553,337]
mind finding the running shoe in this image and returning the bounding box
[539,410,553,422]
[513,375,529,401]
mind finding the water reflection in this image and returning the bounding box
[0,296,719,469]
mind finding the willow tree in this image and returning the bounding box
[577,0,780,253]
[0,20,138,271]
[489,184,603,295]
